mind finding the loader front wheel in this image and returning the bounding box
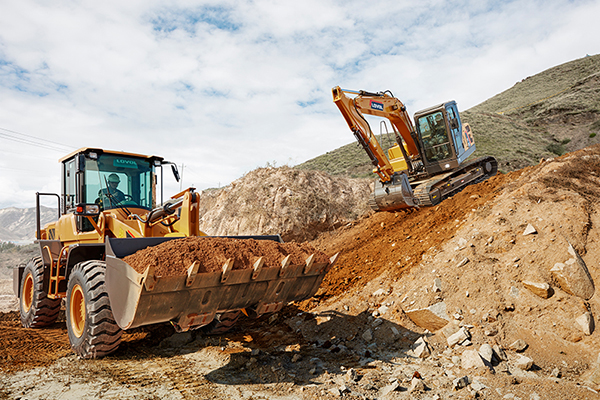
[19,257,61,328]
[65,261,122,359]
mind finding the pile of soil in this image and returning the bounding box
[197,166,371,242]
[123,236,330,277]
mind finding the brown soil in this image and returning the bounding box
[0,311,71,373]
[123,236,330,277]
[307,169,519,303]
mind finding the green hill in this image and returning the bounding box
[297,54,600,176]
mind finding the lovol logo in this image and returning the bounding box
[370,101,384,111]
[114,158,138,168]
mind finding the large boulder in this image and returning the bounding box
[550,244,594,300]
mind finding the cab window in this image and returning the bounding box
[417,112,452,162]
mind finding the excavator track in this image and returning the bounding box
[413,156,498,206]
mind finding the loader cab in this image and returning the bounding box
[60,148,163,231]
[414,101,476,175]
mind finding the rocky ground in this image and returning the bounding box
[2,145,600,399]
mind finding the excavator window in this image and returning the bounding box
[417,112,452,163]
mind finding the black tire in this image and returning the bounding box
[65,260,122,359]
[19,257,61,328]
[201,311,241,335]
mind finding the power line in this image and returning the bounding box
[0,126,76,152]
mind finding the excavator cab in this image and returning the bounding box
[414,101,476,175]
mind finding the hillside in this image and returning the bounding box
[0,207,58,242]
[297,54,600,176]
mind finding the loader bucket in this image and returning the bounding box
[104,236,338,331]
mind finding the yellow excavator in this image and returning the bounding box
[13,147,338,358]
[332,87,497,211]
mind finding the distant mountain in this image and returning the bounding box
[0,207,59,242]
[296,54,600,176]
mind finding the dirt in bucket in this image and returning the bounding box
[123,236,331,277]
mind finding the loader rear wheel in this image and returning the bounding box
[201,311,241,335]
[65,261,122,359]
[19,257,61,328]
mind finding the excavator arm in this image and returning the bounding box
[332,86,421,182]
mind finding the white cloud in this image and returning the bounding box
[0,0,599,208]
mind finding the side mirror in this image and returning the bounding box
[171,164,180,182]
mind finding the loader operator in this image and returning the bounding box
[98,173,126,208]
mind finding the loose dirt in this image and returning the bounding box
[2,145,600,399]
[124,236,330,277]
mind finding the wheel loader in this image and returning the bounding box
[332,87,498,211]
[13,147,338,358]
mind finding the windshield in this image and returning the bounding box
[417,111,452,162]
[85,154,155,210]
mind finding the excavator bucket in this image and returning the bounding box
[104,236,338,331]
[370,172,421,211]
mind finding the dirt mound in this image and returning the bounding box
[124,236,330,277]
[307,143,600,384]
[197,166,371,242]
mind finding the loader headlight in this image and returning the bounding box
[75,203,101,216]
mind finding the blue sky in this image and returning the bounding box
[1,0,599,209]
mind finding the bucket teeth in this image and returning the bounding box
[186,261,199,287]
[279,255,292,277]
[221,258,234,283]
[303,254,315,274]
[144,265,157,291]
[251,257,264,280]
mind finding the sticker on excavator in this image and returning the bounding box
[104,236,338,332]
[370,100,384,111]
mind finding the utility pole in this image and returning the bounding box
[179,163,184,191]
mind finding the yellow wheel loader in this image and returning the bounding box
[13,148,338,358]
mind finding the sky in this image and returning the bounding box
[1,0,599,209]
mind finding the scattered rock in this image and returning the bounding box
[406,301,450,331]
[362,329,373,342]
[378,305,389,315]
[523,224,537,235]
[457,257,470,268]
[551,244,595,300]
[291,354,302,363]
[453,375,471,389]
[510,286,520,298]
[479,344,494,364]
[346,368,359,382]
[515,355,534,370]
[373,288,385,296]
[522,280,553,299]
[576,312,595,335]
[329,387,341,396]
[461,349,486,369]
[433,278,443,292]
[493,345,508,362]
[471,378,487,392]
[379,381,400,396]
[409,377,426,392]
[447,327,471,347]
[551,367,561,378]
[509,339,528,352]
[413,336,431,358]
